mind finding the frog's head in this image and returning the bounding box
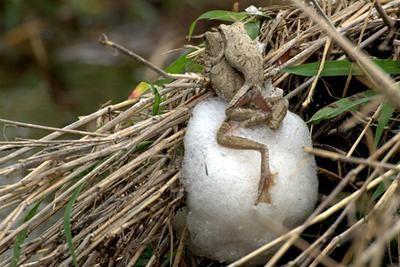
[204,31,223,57]
[218,22,244,36]
[218,24,229,33]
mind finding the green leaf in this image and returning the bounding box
[164,52,203,75]
[130,51,202,99]
[149,83,161,115]
[11,201,42,267]
[282,59,400,76]
[188,10,247,39]
[64,182,85,267]
[244,20,260,40]
[155,51,202,87]
[374,102,395,147]
[308,90,378,124]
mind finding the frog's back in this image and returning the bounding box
[221,23,263,85]
[210,60,244,101]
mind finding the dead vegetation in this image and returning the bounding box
[1,0,400,266]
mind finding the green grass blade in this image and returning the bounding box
[374,102,395,147]
[64,182,85,267]
[282,59,400,76]
[371,170,398,201]
[371,182,386,201]
[188,10,247,39]
[135,140,153,152]
[308,90,377,124]
[149,83,161,115]
[10,201,42,267]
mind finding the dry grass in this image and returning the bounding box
[1,0,400,266]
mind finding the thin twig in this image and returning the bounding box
[0,118,107,137]
[302,38,332,107]
[373,0,395,30]
[305,146,400,171]
[98,34,207,82]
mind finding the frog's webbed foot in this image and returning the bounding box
[256,170,277,205]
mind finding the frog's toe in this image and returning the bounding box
[255,172,276,205]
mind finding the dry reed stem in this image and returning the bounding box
[345,104,381,157]
[0,99,138,165]
[0,73,208,265]
[0,119,107,137]
[302,38,332,107]
[292,0,400,109]
[230,166,397,266]
[304,137,400,266]
[305,146,400,170]
[231,131,400,266]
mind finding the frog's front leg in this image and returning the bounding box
[209,49,225,65]
[216,121,276,205]
[263,96,289,129]
[204,31,225,65]
[249,86,289,129]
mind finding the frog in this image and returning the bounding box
[204,22,289,205]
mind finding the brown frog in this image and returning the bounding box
[204,22,289,205]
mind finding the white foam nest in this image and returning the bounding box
[178,97,319,264]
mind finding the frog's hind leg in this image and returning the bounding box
[226,83,251,111]
[225,108,271,128]
[227,85,274,114]
[250,87,288,129]
[217,121,276,205]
